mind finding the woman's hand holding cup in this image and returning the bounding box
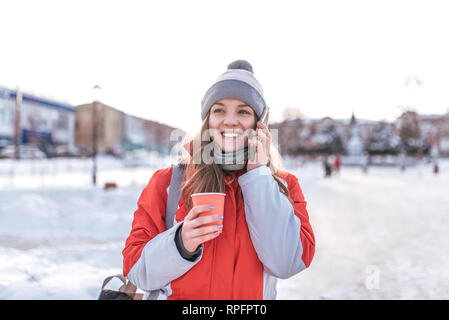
[181,205,224,253]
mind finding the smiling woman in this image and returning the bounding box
[208,99,256,153]
[122,59,315,300]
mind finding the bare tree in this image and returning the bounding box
[398,111,423,155]
[282,106,304,122]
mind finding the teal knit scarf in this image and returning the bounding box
[213,143,249,172]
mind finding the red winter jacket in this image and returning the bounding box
[122,164,315,299]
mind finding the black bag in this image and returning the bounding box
[98,274,144,300]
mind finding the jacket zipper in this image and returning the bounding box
[209,183,225,299]
[209,232,217,299]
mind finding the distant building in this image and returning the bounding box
[418,113,449,157]
[0,86,75,156]
[0,87,184,158]
[75,102,124,155]
[75,101,183,156]
[271,114,378,155]
[269,118,303,155]
[122,113,146,152]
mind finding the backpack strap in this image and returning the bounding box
[165,162,185,230]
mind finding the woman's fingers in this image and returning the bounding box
[187,223,223,238]
[257,121,271,137]
[185,204,214,221]
[192,230,221,245]
[182,218,222,252]
[255,122,271,150]
[189,214,223,228]
[249,136,269,165]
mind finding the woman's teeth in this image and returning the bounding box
[222,133,239,138]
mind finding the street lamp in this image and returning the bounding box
[92,84,101,186]
[14,86,22,160]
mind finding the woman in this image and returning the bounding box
[122,60,315,300]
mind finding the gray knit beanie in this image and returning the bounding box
[201,59,266,120]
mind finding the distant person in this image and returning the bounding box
[122,59,315,300]
[332,154,341,174]
[430,147,439,175]
[433,161,439,175]
[399,151,406,172]
[361,151,370,174]
[322,155,332,177]
[430,145,439,175]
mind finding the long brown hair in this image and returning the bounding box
[179,111,293,210]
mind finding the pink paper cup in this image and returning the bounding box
[191,192,226,227]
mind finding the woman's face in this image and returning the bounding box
[208,98,257,152]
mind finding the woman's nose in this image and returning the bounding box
[222,113,239,126]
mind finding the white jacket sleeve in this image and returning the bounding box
[126,222,203,291]
[238,165,305,279]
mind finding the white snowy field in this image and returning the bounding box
[0,156,448,299]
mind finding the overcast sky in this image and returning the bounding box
[1,0,449,135]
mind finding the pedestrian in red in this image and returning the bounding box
[333,154,341,174]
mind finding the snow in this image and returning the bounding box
[1,156,448,299]
[277,157,449,299]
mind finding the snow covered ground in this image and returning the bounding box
[0,156,448,299]
[278,158,449,299]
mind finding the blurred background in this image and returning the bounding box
[1,0,449,299]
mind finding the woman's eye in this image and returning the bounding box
[213,108,250,115]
